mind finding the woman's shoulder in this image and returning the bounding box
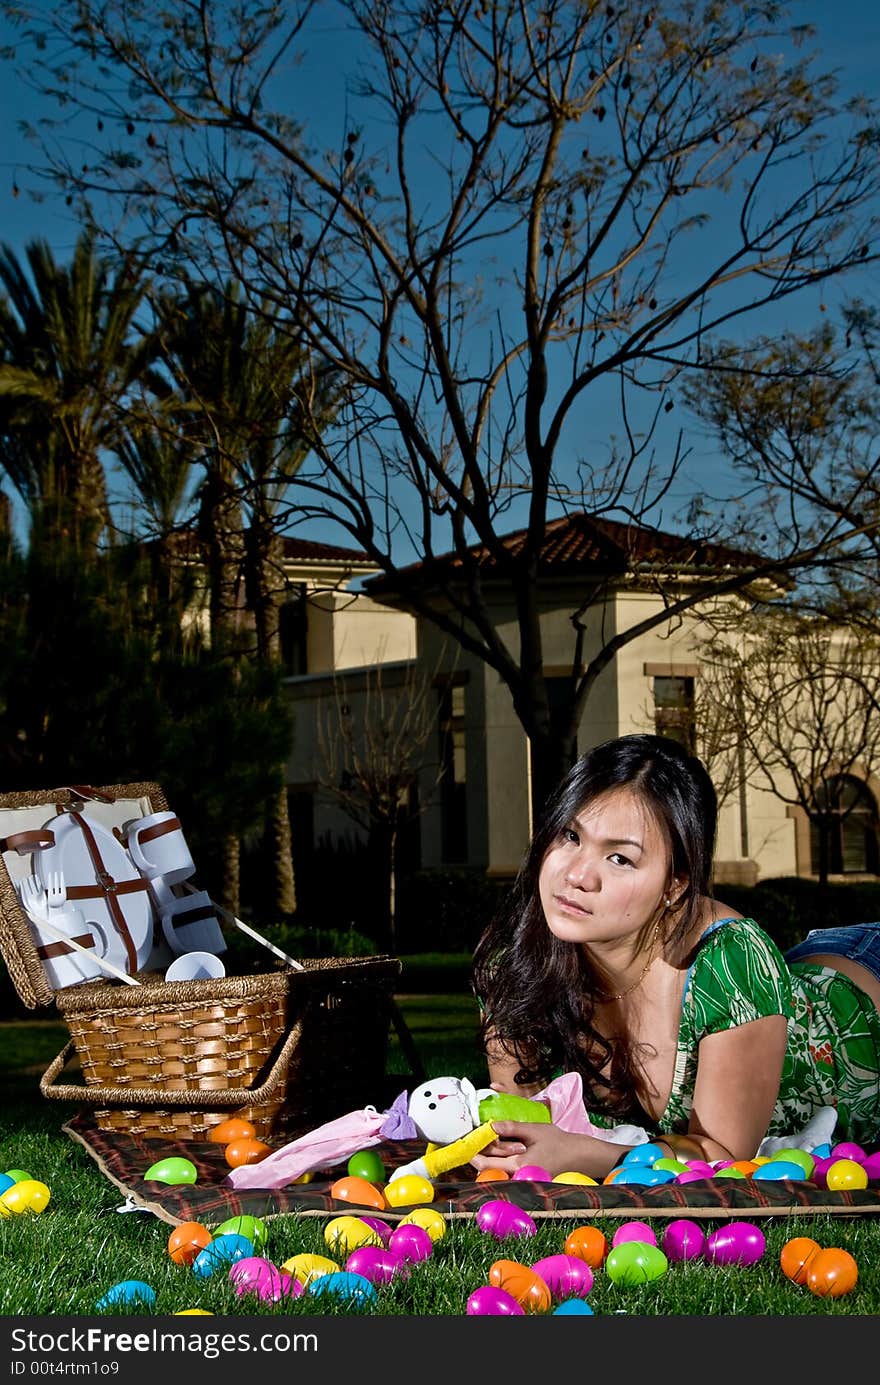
[689,911,787,969]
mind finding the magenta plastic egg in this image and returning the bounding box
[467,1284,525,1316]
[861,1152,880,1180]
[228,1257,300,1302]
[356,1215,392,1244]
[685,1160,716,1176]
[388,1223,433,1264]
[661,1219,706,1263]
[529,1253,594,1299]
[475,1199,538,1239]
[605,1241,668,1285]
[612,1220,657,1248]
[831,1142,866,1163]
[674,1168,713,1185]
[705,1222,766,1266]
[810,1156,832,1188]
[511,1164,552,1182]
[345,1245,407,1285]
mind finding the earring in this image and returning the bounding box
[664,895,671,908]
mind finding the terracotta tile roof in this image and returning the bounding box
[279,536,373,565]
[365,512,762,591]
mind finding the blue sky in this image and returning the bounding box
[0,2,878,554]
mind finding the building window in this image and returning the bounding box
[653,675,695,752]
[438,683,467,863]
[279,585,308,674]
[810,775,880,875]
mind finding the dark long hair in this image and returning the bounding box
[471,734,718,1120]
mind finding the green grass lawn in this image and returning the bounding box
[2,982,880,1316]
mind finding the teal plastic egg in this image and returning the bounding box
[306,1271,377,1305]
[192,1233,254,1278]
[144,1156,198,1186]
[96,1280,156,1311]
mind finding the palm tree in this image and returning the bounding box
[153,280,338,917]
[0,232,154,555]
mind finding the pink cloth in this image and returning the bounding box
[225,1071,631,1191]
[225,1108,386,1190]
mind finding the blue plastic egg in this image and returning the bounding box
[620,1142,666,1166]
[553,1298,595,1315]
[192,1233,254,1278]
[752,1160,807,1181]
[96,1280,156,1311]
[306,1271,377,1305]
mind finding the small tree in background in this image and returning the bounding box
[696,614,880,887]
[316,662,444,952]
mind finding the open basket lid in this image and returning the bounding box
[0,781,168,1009]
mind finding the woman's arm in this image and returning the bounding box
[671,1012,789,1163]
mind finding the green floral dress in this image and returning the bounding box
[587,916,880,1146]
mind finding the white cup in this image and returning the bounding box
[161,889,227,957]
[164,950,227,982]
[30,912,109,989]
[125,811,196,885]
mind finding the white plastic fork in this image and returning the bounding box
[17,871,141,987]
[45,869,67,914]
[18,872,48,921]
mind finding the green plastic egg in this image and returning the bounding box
[478,1093,551,1124]
[214,1214,267,1249]
[144,1157,198,1186]
[347,1149,386,1184]
[605,1241,668,1286]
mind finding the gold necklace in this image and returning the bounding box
[598,917,663,1002]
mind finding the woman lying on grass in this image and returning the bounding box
[470,734,880,1180]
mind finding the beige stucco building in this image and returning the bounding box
[281,519,879,888]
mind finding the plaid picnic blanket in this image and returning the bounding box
[63,1113,880,1229]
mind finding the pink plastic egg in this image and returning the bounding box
[529,1253,594,1300]
[685,1160,716,1176]
[345,1245,407,1285]
[228,1258,300,1302]
[475,1199,538,1240]
[674,1169,713,1185]
[467,1284,525,1316]
[661,1219,706,1263]
[511,1164,553,1182]
[705,1222,766,1266]
[612,1220,658,1248]
[388,1223,433,1264]
[810,1156,832,1188]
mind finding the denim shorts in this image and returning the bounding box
[784,922,880,986]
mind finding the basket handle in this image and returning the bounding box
[39,1017,305,1109]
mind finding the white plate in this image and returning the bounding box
[36,813,155,976]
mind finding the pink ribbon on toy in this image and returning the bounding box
[224,1107,388,1190]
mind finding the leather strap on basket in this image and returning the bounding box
[0,828,56,855]
[35,933,97,960]
[67,810,141,974]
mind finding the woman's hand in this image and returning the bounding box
[470,1121,623,1180]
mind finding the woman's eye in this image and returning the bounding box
[609,852,634,868]
[563,827,579,844]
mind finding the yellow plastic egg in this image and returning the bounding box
[826,1158,868,1191]
[173,1310,214,1316]
[280,1252,341,1286]
[0,1179,51,1215]
[323,1215,383,1255]
[383,1174,435,1207]
[552,1171,598,1185]
[398,1206,447,1241]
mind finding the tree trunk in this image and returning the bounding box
[270,785,297,916]
[221,829,241,920]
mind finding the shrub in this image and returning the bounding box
[394,868,512,953]
[717,877,880,954]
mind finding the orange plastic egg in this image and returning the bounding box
[329,1175,387,1210]
[779,1236,820,1285]
[805,1247,858,1298]
[726,1160,760,1177]
[168,1221,213,1267]
[224,1137,272,1169]
[488,1259,552,1313]
[475,1168,509,1183]
[207,1118,257,1144]
[564,1225,609,1268]
[603,1166,626,1185]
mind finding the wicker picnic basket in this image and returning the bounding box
[0,781,406,1139]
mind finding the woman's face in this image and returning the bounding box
[538,787,677,946]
